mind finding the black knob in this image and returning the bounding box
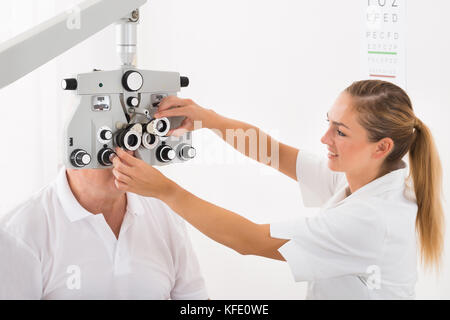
[62,78,77,90]
[127,96,139,107]
[156,145,176,163]
[100,129,112,141]
[98,148,115,166]
[180,76,189,88]
[70,149,91,168]
[122,70,143,91]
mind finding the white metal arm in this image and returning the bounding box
[0,0,147,89]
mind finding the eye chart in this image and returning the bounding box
[362,0,406,89]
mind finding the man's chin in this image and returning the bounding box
[104,177,126,194]
[71,167,119,184]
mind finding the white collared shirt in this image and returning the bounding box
[0,168,208,300]
[270,151,418,300]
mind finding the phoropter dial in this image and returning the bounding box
[178,144,196,161]
[156,145,176,163]
[122,70,143,91]
[97,126,113,144]
[100,129,112,141]
[97,148,115,166]
[70,149,91,168]
[127,96,139,107]
[61,78,77,90]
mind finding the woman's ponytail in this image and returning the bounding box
[409,119,445,271]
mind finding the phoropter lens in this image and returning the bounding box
[115,124,142,151]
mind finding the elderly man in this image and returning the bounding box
[0,155,208,299]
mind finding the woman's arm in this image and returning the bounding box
[165,184,288,260]
[155,97,299,181]
[208,114,299,181]
[111,148,288,260]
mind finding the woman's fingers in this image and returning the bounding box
[112,168,132,184]
[158,96,191,112]
[115,147,141,167]
[154,106,191,119]
[171,128,189,137]
[172,118,193,136]
[110,147,172,198]
[165,118,192,136]
[111,151,134,175]
[114,179,129,191]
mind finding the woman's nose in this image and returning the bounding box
[321,128,332,145]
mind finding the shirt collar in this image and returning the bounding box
[328,164,409,208]
[349,165,409,199]
[126,192,146,217]
[55,167,146,222]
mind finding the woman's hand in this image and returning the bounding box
[110,147,176,200]
[154,96,216,136]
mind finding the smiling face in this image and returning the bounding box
[320,92,383,175]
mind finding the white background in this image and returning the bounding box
[0,0,449,299]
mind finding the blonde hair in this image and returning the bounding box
[345,80,445,272]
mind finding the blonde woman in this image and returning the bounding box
[110,80,445,299]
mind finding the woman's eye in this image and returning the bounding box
[337,129,346,137]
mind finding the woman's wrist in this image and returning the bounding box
[204,109,222,130]
[158,179,185,206]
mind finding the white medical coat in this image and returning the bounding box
[270,151,418,299]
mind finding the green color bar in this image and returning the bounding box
[368,51,397,55]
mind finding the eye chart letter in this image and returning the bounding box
[362,0,406,89]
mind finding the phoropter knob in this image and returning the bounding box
[70,149,91,168]
[122,70,143,91]
[98,148,115,166]
[180,76,189,88]
[178,144,196,161]
[156,145,176,163]
[127,97,139,107]
[61,78,78,90]
[100,129,113,141]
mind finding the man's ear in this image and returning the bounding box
[374,137,394,159]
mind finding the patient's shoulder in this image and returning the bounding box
[1,183,54,224]
[0,183,56,253]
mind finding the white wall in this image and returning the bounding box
[1,0,449,299]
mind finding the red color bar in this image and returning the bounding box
[369,74,397,79]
